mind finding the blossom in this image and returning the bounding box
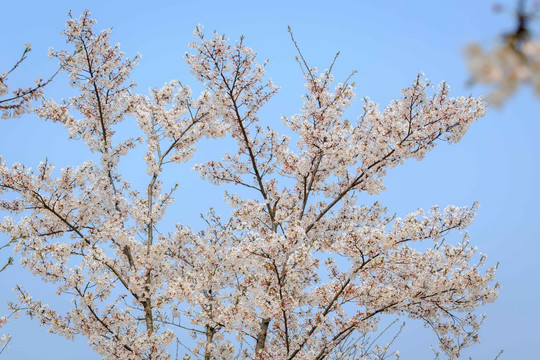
[464,1,540,105]
[0,43,55,119]
[465,40,540,105]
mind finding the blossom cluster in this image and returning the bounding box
[465,40,540,105]
[0,316,9,355]
[0,11,497,360]
[465,1,540,105]
[0,44,55,119]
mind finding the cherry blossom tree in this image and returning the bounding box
[0,11,498,360]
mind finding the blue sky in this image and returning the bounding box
[1,0,539,359]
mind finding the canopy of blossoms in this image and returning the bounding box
[0,11,498,360]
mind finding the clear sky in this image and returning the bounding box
[1,0,539,359]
